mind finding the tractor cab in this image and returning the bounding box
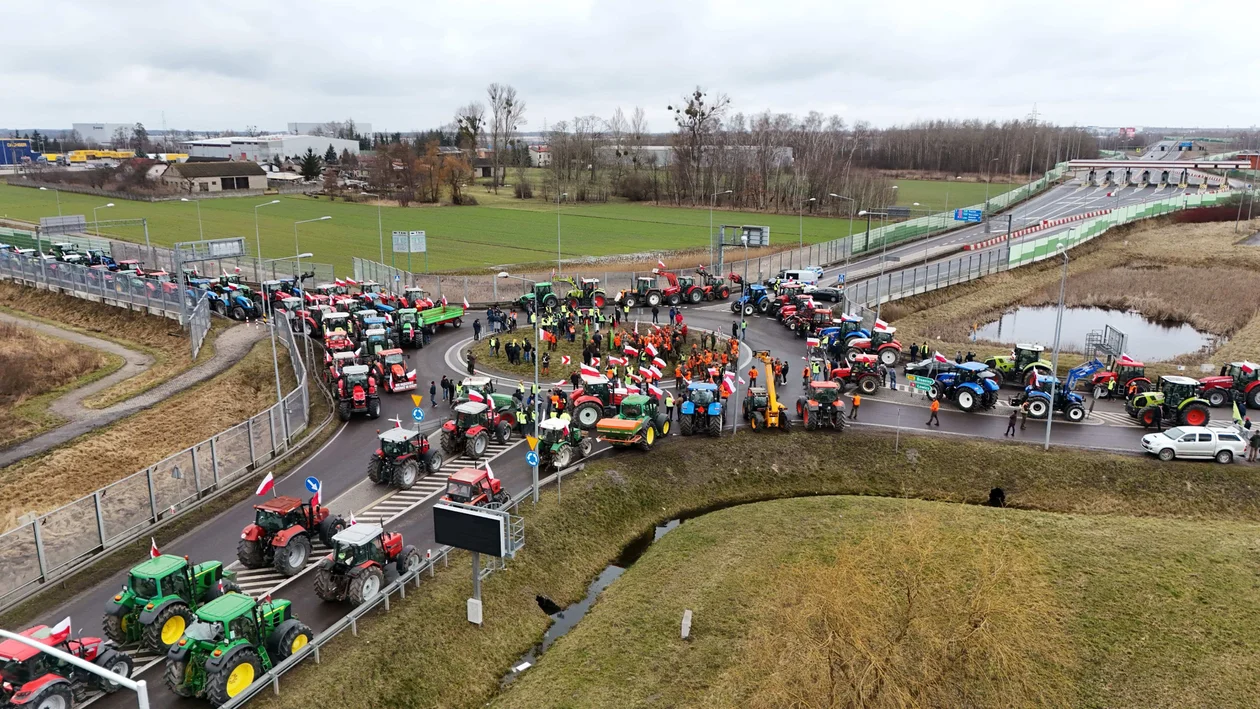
[685,381,718,406]
[452,401,491,433]
[1094,356,1147,390]
[260,280,287,302]
[742,386,769,421]
[517,282,558,310]
[401,287,433,309]
[848,353,879,374]
[808,380,842,405]
[342,364,372,389]
[954,360,997,386]
[328,350,359,380]
[359,280,384,296]
[538,417,575,446]
[322,311,351,335]
[363,328,389,355]
[251,496,320,537]
[329,523,395,569]
[461,376,495,396]
[618,394,659,420]
[378,426,424,458]
[278,296,303,314]
[396,308,420,327]
[115,259,143,274]
[1012,344,1045,371]
[442,467,506,507]
[580,278,602,295]
[1228,362,1260,390]
[1160,376,1202,407]
[634,276,659,295]
[870,329,897,347]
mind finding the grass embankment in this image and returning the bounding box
[0,321,122,447]
[882,217,1260,372]
[0,280,223,407]
[499,495,1260,709]
[254,432,1260,709]
[0,339,294,529]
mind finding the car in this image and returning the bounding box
[802,285,844,302]
[904,357,953,379]
[1140,425,1246,463]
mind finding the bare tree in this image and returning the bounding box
[455,102,486,155]
[486,84,527,193]
[668,86,730,204]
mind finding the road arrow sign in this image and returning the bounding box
[304,476,320,493]
[411,394,423,407]
[412,407,425,422]
[525,451,539,467]
[525,434,539,451]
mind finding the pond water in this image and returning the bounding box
[974,306,1214,361]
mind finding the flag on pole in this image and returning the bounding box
[440,294,448,307]
[463,297,470,309]
[580,363,599,377]
[50,617,72,642]
[652,356,667,369]
[149,537,160,558]
[349,512,357,525]
[645,342,658,357]
[806,337,820,348]
[467,389,486,403]
[933,351,949,363]
[233,266,241,274]
[657,259,667,269]
[560,355,571,366]
[310,479,322,507]
[739,376,746,385]
[335,279,346,287]
[255,471,275,496]
[485,462,495,479]
[624,345,639,357]
[346,278,358,286]
[1028,369,1039,388]
[627,385,641,394]
[649,383,663,398]
[1242,362,1256,374]
[873,318,889,332]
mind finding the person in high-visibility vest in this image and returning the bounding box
[664,391,675,421]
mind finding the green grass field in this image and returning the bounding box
[889,178,1021,213]
[0,184,870,274]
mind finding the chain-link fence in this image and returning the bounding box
[0,312,311,612]
[189,295,211,359]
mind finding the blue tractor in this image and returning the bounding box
[928,361,1000,412]
[731,284,772,316]
[1009,359,1100,422]
[818,315,870,359]
[679,382,725,437]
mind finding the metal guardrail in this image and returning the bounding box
[189,295,211,359]
[0,251,185,320]
[0,313,311,612]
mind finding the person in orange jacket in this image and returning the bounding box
[927,398,940,426]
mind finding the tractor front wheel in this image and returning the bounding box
[495,420,513,444]
[206,647,261,706]
[367,398,381,419]
[1206,388,1228,407]
[624,295,638,308]
[718,286,730,299]
[337,401,352,421]
[143,602,192,653]
[750,412,765,431]
[1138,406,1161,428]
[397,546,422,575]
[553,444,573,470]
[395,460,420,490]
[349,566,385,605]
[366,457,384,484]
[639,425,656,451]
[272,622,313,661]
[274,535,311,576]
[1065,404,1086,422]
[466,431,489,459]
[1026,398,1049,418]
[578,436,593,458]
[742,304,754,316]
[164,660,195,697]
[314,565,342,601]
[574,402,603,430]
[927,383,941,400]
[667,293,681,306]
[231,305,245,321]
[237,538,266,568]
[957,390,977,413]
[1180,403,1209,427]
[425,449,445,474]
[858,376,879,395]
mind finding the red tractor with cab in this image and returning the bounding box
[845,328,903,367]
[831,353,883,394]
[399,287,434,310]
[1090,355,1153,399]
[1197,361,1260,409]
[440,401,518,458]
[313,523,422,605]
[368,425,444,490]
[0,623,134,708]
[442,467,511,509]
[371,348,416,393]
[568,374,645,430]
[335,364,382,421]
[238,494,346,576]
[694,266,731,300]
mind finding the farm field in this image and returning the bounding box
[888,177,1022,213]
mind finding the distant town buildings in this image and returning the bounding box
[180,135,360,163]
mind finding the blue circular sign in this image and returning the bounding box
[304,476,320,493]
[525,451,539,467]
[412,407,425,422]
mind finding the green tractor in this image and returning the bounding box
[515,282,559,310]
[594,394,671,450]
[984,343,1053,387]
[103,554,240,653]
[395,308,423,348]
[535,418,594,470]
[164,593,312,706]
[1126,375,1211,428]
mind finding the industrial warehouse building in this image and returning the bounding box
[162,161,268,193]
[180,134,360,163]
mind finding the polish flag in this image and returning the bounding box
[934,351,949,363]
[657,259,667,269]
[50,617,72,642]
[627,385,641,394]
[310,479,322,507]
[233,266,242,274]
[873,318,889,332]
[628,371,642,382]
[806,337,820,348]
[349,512,357,525]
[652,357,667,369]
[649,383,663,398]
[335,279,346,287]
[463,297,470,309]
[1243,362,1256,374]
[255,471,275,496]
[560,355,571,365]
[708,367,719,377]
[346,278,358,286]
[1118,353,1137,365]
[738,376,746,385]
[624,345,639,357]
[609,356,625,366]
[467,389,486,403]
[645,342,658,357]
[149,537,160,558]
[1028,370,1039,388]
[485,463,495,480]
[580,362,600,376]
[648,365,662,378]
[441,294,448,307]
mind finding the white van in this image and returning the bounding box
[777,269,819,285]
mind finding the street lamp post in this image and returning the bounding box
[556,192,567,274]
[985,157,1000,216]
[294,216,331,365]
[253,199,280,282]
[827,193,855,275]
[798,196,816,249]
[710,189,733,271]
[92,202,114,237]
[261,252,311,441]
[499,270,541,503]
[358,192,386,265]
[1044,242,1069,451]
[39,186,61,216]
[180,198,204,240]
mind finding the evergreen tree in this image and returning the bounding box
[324,144,337,163]
[299,147,323,180]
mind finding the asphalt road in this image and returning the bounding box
[33,177,1184,709]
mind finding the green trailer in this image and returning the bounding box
[419,304,464,330]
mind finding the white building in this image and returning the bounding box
[287,122,371,136]
[529,145,552,167]
[72,123,132,146]
[181,134,360,163]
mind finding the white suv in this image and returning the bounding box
[1141,425,1247,463]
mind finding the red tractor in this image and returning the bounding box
[694,266,731,300]
[1198,361,1260,409]
[368,426,444,490]
[371,348,416,393]
[618,272,681,307]
[795,380,847,431]
[569,374,642,430]
[325,351,361,386]
[845,328,903,367]
[440,401,518,459]
[238,494,346,576]
[768,283,809,318]
[1090,355,1153,399]
[399,287,434,310]
[0,623,134,707]
[676,275,710,304]
[442,467,511,509]
[335,365,382,421]
[313,523,422,605]
[831,353,883,394]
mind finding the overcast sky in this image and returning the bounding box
[8,0,1259,134]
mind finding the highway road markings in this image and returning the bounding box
[1086,410,1143,428]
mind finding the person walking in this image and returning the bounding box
[1249,428,1260,462]
[888,367,898,391]
[926,398,940,426]
[731,321,739,339]
[1005,408,1017,436]
[665,389,675,422]
[1020,401,1029,430]
[849,393,860,420]
[429,380,437,407]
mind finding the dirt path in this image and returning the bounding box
[0,314,267,468]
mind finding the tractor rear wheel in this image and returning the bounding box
[337,401,351,421]
[878,348,899,367]
[574,402,603,430]
[679,415,693,436]
[858,376,879,395]
[164,659,195,697]
[395,460,420,490]
[366,457,384,484]
[495,420,513,444]
[314,565,341,601]
[349,567,385,605]
[707,415,721,437]
[1206,388,1228,407]
[846,347,864,362]
[367,398,381,419]
[553,444,573,470]
[750,412,765,431]
[1065,404,1086,422]
[237,538,266,569]
[1026,398,1049,418]
[440,431,460,455]
[1250,387,1260,410]
[397,546,422,575]
[274,535,311,576]
[957,390,977,413]
[578,437,593,458]
[466,431,489,458]
[803,408,816,430]
[143,602,192,653]
[624,295,638,308]
[206,647,260,706]
[272,622,313,661]
[647,293,662,307]
[231,305,245,321]
[1180,403,1209,427]
[424,449,445,474]
[689,289,703,304]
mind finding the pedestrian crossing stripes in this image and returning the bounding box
[1086,410,1143,428]
[233,540,333,595]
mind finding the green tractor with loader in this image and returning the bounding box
[1126,375,1211,428]
[984,343,1053,387]
[515,282,559,310]
[103,554,240,653]
[163,593,312,706]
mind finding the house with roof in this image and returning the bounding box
[162,161,268,193]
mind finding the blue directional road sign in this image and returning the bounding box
[954,208,984,223]
[304,476,320,493]
[412,407,425,422]
[525,451,539,467]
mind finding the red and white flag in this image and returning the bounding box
[149,537,160,558]
[645,342,658,357]
[467,389,486,403]
[485,463,495,480]
[873,318,889,332]
[255,471,275,496]
[708,367,719,377]
[657,259,667,269]
[1243,362,1256,374]
[933,351,948,363]
[463,297,470,309]
[560,355,571,366]
[335,279,346,287]
[806,337,820,348]
[580,362,600,376]
[609,356,625,366]
[310,478,321,507]
[628,370,642,382]
[233,266,242,274]
[349,512,357,525]
[1028,370,1039,388]
[624,345,639,357]
[648,365,663,378]
[627,385,641,394]
[346,278,358,286]
[440,294,448,307]
[649,383,663,398]
[51,616,72,638]
[652,356,667,369]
